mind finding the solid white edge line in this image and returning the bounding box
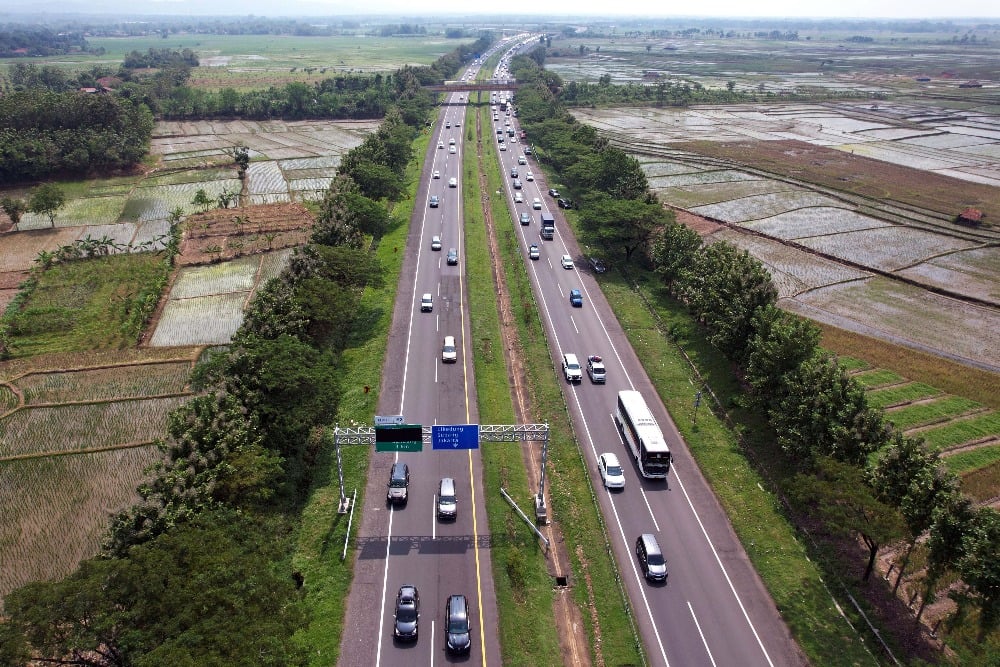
[375,499,396,667]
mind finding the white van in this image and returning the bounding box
[437,477,457,519]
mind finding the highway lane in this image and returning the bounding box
[488,96,806,666]
[338,67,503,665]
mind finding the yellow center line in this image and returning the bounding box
[458,120,487,666]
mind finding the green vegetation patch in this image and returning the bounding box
[833,355,869,372]
[463,104,565,666]
[918,411,1000,452]
[947,446,1000,477]
[885,396,983,431]
[4,252,171,358]
[851,368,905,388]
[867,381,940,409]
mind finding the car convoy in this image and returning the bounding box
[393,50,675,658]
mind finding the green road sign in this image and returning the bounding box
[375,424,423,452]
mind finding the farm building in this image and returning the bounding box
[955,208,983,225]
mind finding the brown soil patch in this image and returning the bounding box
[673,139,998,224]
[177,202,314,267]
[673,207,722,236]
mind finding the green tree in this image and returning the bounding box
[678,241,777,362]
[191,188,213,211]
[648,219,702,290]
[4,514,306,666]
[341,160,404,201]
[771,354,889,466]
[869,432,956,591]
[958,507,1000,638]
[790,457,906,581]
[744,305,820,408]
[1,196,28,230]
[578,194,671,261]
[105,391,279,556]
[223,335,340,459]
[28,183,65,227]
[920,493,976,621]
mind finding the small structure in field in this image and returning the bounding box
[958,80,983,88]
[955,208,983,225]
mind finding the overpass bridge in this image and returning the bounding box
[424,79,520,93]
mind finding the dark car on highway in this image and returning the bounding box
[394,585,420,641]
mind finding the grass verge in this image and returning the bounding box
[600,271,877,665]
[465,103,641,665]
[290,120,431,664]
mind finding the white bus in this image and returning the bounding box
[614,390,672,479]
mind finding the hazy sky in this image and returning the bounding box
[7,0,1000,18]
[278,0,998,18]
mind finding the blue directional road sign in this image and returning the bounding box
[431,424,480,450]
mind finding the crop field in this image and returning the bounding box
[579,102,1000,370]
[168,257,259,300]
[15,361,193,405]
[898,246,1000,304]
[709,227,872,298]
[886,396,985,431]
[574,102,1000,190]
[150,248,292,346]
[795,226,977,272]
[691,191,849,222]
[788,277,1000,368]
[741,207,892,239]
[852,368,905,388]
[867,382,941,409]
[0,396,188,458]
[918,412,1000,452]
[149,292,248,347]
[0,445,163,603]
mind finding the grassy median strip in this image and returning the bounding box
[291,121,432,665]
[463,103,642,665]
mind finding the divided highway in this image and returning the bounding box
[340,36,804,667]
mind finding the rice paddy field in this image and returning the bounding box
[0,349,200,605]
[844,361,1000,501]
[2,34,457,92]
[571,101,1000,371]
[149,248,294,347]
[545,32,1000,96]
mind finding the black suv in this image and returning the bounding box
[557,198,573,209]
[393,585,420,641]
[386,462,409,505]
[444,594,472,653]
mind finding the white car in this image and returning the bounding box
[598,453,625,490]
[561,353,582,383]
[525,171,534,181]
[499,144,506,151]
[532,198,542,210]
[438,141,444,149]
[449,138,456,145]
[514,192,524,203]
[518,155,527,165]
[441,336,457,363]
[420,293,433,312]
[433,170,440,179]
[448,177,457,188]
[561,254,574,269]
[449,145,456,154]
